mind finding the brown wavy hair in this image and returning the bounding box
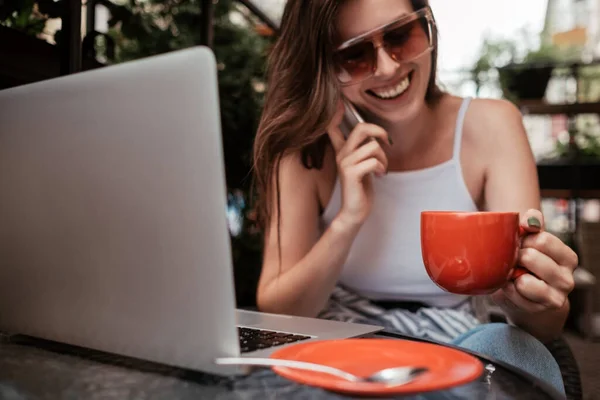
[252,0,442,235]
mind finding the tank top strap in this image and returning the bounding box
[452,97,472,160]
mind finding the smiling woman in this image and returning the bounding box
[251,0,578,396]
[333,1,441,122]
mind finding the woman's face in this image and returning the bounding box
[335,0,433,124]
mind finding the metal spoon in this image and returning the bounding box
[215,357,428,386]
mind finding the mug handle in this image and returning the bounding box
[512,267,528,280]
[511,226,530,280]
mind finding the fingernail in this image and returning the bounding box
[527,217,541,229]
[388,135,393,146]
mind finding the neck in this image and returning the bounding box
[367,100,440,157]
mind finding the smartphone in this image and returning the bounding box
[339,98,365,139]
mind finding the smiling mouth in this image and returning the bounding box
[367,72,413,100]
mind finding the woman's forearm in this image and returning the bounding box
[257,217,360,317]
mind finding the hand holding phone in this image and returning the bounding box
[326,99,391,230]
[339,98,364,139]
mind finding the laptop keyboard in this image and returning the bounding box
[237,327,311,353]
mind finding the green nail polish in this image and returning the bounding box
[388,136,393,146]
[527,217,541,229]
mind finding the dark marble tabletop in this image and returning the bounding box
[0,332,564,400]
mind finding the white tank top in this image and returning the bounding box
[320,97,478,307]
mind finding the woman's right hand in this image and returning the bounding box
[327,101,391,230]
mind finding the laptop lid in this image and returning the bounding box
[0,47,243,374]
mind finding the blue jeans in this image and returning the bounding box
[451,323,565,395]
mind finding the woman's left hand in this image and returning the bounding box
[492,209,579,315]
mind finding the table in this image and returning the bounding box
[0,332,564,400]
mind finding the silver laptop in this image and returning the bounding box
[0,47,382,376]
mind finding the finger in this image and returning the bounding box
[347,158,386,181]
[522,231,579,269]
[502,281,547,313]
[518,246,561,286]
[327,101,346,153]
[490,288,526,313]
[513,274,567,310]
[520,209,544,233]
[519,247,575,295]
[341,140,388,172]
[343,123,391,156]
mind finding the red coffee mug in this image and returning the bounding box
[420,211,528,295]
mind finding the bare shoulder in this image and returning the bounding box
[277,145,335,208]
[469,97,522,117]
[465,99,530,152]
[466,98,539,207]
[466,98,528,146]
[277,150,319,193]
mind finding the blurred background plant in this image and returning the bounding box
[0,0,59,36]
[470,28,581,102]
[1,0,271,306]
[553,122,600,160]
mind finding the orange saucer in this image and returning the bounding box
[269,338,484,396]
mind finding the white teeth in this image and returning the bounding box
[372,76,410,99]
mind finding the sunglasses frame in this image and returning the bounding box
[333,7,436,86]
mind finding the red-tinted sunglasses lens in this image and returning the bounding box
[334,41,376,85]
[384,17,432,63]
[334,15,433,84]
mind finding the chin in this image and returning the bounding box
[354,70,429,124]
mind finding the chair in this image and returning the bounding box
[545,336,583,400]
[574,221,600,340]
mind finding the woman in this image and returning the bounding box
[252,0,578,393]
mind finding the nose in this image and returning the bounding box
[373,46,399,79]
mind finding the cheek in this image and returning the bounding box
[417,55,432,85]
[341,86,363,102]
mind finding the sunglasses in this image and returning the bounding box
[333,7,435,86]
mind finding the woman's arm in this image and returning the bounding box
[257,113,390,317]
[256,151,360,317]
[476,99,578,343]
